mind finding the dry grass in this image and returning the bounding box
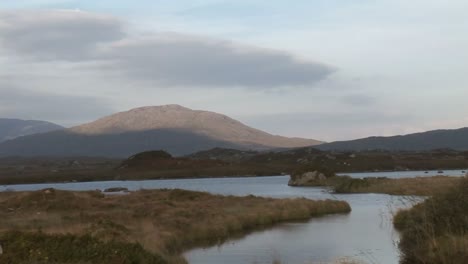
[298,175,462,196]
[0,188,350,263]
[334,176,462,195]
[270,257,365,264]
[393,177,468,264]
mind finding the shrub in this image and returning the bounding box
[394,177,468,264]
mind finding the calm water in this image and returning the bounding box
[1,170,465,264]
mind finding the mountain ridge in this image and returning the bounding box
[70,104,322,148]
[0,105,322,157]
[317,127,468,151]
[0,118,64,142]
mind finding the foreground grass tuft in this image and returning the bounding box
[393,176,468,264]
[0,231,166,264]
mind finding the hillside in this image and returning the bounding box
[0,105,321,157]
[0,118,63,142]
[317,127,468,151]
[0,129,244,158]
[70,105,322,148]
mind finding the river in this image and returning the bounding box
[0,169,466,264]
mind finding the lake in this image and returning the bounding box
[1,169,465,264]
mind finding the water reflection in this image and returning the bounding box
[186,193,405,264]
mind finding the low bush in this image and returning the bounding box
[393,177,468,264]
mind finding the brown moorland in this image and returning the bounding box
[393,176,468,264]
[311,175,462,196]
[0,188,350,263]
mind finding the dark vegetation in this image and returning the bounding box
[0,188,351,263]
[1,148,467,185]
[393,176,468,264]
[0,156,119,185]
[0,231,166,264]
[237,147,468,172]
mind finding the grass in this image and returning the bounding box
[331,176,462,196]
[0,188,351,263]
[269,257,365,264]
[393,176,468,264]
[0,231,166,264]
[292,175,462,196]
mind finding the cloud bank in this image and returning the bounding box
[0,9,334,88]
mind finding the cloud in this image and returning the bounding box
[0,9,334,88]
[99,34,334,87]
[0,85,113,126]
[341,94,375,106]
[0,10,125,60]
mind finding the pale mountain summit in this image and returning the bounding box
[0,105,322,157]
[70,104,322,148]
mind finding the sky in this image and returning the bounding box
[1,0,467,141]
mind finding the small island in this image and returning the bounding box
[288,169,463,196]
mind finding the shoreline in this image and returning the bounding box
[1,168,467,188]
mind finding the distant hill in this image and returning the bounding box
[317,127,468,151]
[0,118,63,142]
[70,105,322,148]
[0,105,322,157]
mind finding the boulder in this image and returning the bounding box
[288,171,328,186]
[103,187,129,193]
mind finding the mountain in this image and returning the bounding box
[0,105,322,157]
[0,118,63,142]
[317,127,468,151]
[70,105,322,148]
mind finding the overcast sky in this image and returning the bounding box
[1,1,467,141]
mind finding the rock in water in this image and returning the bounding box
[103,187,130,193]
[288,171,327,186]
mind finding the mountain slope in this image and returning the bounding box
[317,127,468,151]
[0,105,322,157]
[70,104,322,148]
[0,129,245,157]
[0,118,63,142]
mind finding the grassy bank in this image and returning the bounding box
[331,175,462,196]
[393,176,467,264]
[293,175,462,196]
[0,189,350,263]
